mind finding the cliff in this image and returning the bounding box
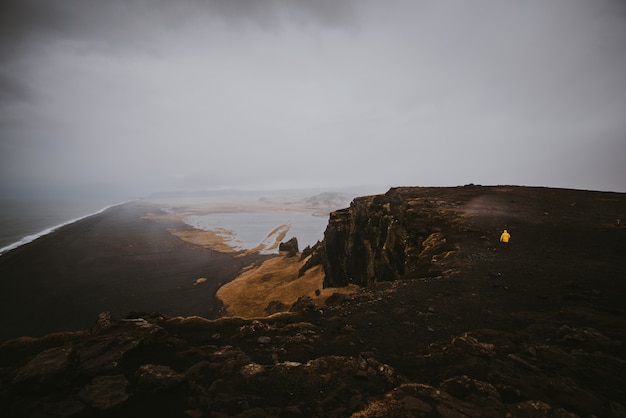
[316,185,625,289]
[2,185,626,417]
[318,188,459,287]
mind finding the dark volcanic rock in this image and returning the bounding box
[1,186,625,417]
[298,241,323,276]
[279,236,299,257]
[78,374,130,411]
[318,189,459,288]
[289,295,317,312]
[134,364,185,393]
[265,300,288,315]
[12,346,77,390]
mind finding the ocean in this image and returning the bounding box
[0,197,123,255]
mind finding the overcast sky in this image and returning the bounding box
[1,0,625,198]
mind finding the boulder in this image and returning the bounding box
[265,300,288,315]
[289,295,317,312]
[135,364,185,393]
[12,346,77,390]
[78,374,130,411]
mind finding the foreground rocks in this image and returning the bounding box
[1,300,624,417]
[1,186,625,417]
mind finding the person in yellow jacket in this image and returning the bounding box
[499,229,511,244]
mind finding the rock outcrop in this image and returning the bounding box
[278,236,299,257]
[316,187,465,287]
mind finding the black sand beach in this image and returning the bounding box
[0,201,265,342]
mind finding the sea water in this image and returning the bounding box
[185,212,329,254]
[0,198,123,255]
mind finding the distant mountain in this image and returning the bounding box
[303,192,356,214]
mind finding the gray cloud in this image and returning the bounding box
[1,0,625,198]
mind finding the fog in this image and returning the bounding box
[1,0,625,199]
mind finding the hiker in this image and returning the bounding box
[499,229,511,246]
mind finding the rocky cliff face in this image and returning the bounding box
[319,187,464,288]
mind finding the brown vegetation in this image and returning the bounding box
[217,255,357,317]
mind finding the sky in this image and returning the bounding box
[1,0,625,199]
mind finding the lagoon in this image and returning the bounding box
[185,212,329,254]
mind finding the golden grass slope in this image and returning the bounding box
[216,255,358,318]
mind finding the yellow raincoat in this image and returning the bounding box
[500,230,511,243]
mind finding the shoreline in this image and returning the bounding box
[0,201,269,342]
[0,200,131,257]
